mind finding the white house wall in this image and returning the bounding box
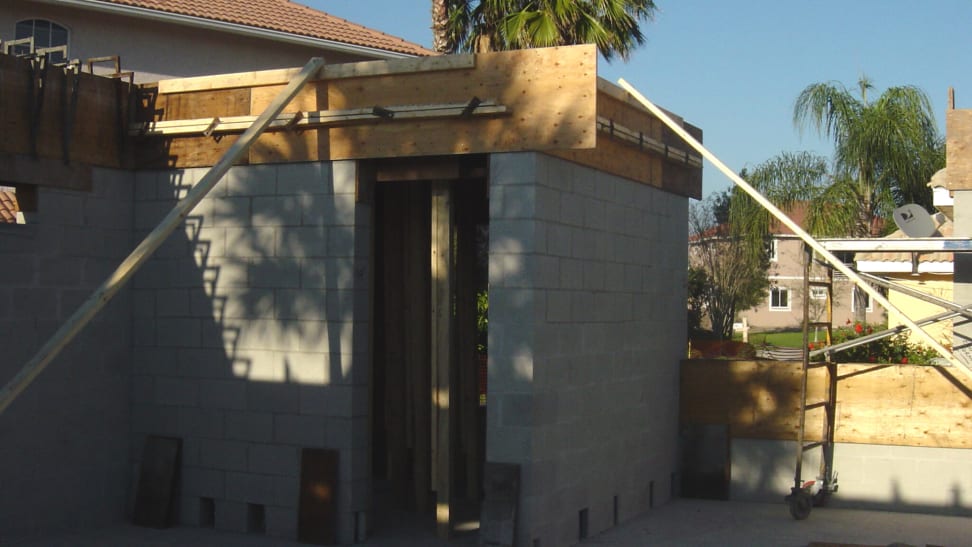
[1,2,366,83]
[487,152,686,546]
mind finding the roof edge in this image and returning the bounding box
[35,0,419,60]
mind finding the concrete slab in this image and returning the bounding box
[8,499,970,546]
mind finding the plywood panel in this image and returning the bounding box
[249,83,321,164]
[681,360,972,448]
[324,46,597,160]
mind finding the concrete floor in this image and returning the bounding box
[7,499,971,546]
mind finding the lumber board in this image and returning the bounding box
[157,54,476,94]
[946,109,972,190]
[681,359,972,448]
[0,153,92,191]
[160,88,250,121]
[430,182,453,538]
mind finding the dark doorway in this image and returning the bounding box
[369,157,489,541]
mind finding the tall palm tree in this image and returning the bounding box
[433,0,658,61]
[792,75,943,237]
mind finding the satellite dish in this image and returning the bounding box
[893,203,936,238]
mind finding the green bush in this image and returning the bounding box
[812,321,940,364]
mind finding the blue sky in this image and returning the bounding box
[309,1,972,198]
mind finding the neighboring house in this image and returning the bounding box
[0,187,22,223]
[1,0,432,83]
[740,204,885,332]
[856,213,955,348]
[0,43,703,547]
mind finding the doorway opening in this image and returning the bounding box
[370,156,489,541]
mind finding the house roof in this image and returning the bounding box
[856,214,954,274]
[0,190,19,223]
[91,0,434,57]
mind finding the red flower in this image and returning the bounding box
[868,355,877,362]
[808,342,815,350]
[855,323,863,334]
[901,357,908,364]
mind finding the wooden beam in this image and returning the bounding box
[0,153,92,191]
[157,54,476,94]
[430,182,454,539]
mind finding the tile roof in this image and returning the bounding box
[99,0,434,57]
[856,216,954,266]
[0,190,19,224]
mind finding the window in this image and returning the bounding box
[770,287,790,311]
[13,19,68,62]
[767,239,779,262]
[810,286,828,300]
[851,289,873,312]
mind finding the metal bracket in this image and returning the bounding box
[460,96,482,117]
[62,61,82,164]
[371,106,395,120]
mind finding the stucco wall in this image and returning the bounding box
[2,3,370,83]
[129,161,370,542]
[487,152,686,546]
[0,170,134,536]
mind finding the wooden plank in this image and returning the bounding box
[946,109,972,190]
[681,360,972,448]
[249,82,320,164]
[157,54,476,94]
[0,153,92,191]
[160,88,250,121]
[298,448,338,545]
[430,182,453,538]
[132,435,182,528]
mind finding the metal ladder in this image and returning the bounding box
[787,244,839,519]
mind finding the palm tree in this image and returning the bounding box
[792,75,943,237]
[433,0,658,61]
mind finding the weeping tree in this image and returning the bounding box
[432,0,658,60]
[689,189,771,340]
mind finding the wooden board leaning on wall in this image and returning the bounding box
[681,359,972,449]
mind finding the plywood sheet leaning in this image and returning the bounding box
[681,359,972,448]
[945,108,972,191]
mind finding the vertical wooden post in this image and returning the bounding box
[430,182,453,539]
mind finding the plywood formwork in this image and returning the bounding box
[681,359,972,449]
[0,53,132,185]
[136,46,702,198]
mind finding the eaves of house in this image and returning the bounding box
[31,0,435,59]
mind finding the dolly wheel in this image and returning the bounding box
[788,491,812,520]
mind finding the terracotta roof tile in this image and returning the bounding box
[0,191,19,224]
[856,217,954,265]
[100,0,434,57]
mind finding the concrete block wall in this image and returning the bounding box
[731,439,972,516]
[0,170,134,536]
[130,161,370,543]
[487,153,687,547]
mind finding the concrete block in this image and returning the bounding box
[300,259,353,289]
[331,160,357,195]
[13,288,58,319]
[282,351,329,385]
[177,407,225,439]
[274,289,325,320]
[276,226,328,258]
[182,466,225,498]
[247,259,300,289]
[215,499,248,533]
[490,152,537,187]
[277,162,330,195]
[327,226,354,257]
[226,164,278,196]
[211,197,252,228]
[38,256,83,286]
[225,227,277,258]
[252,195,302,227]
[265,505,298,538]
[225,411,274,443]
[199,439,249,472]
[225,471,275,504]
[247,382,300,414]
[191,227,226,258]
[157,317,202,347]
[199,379,247,410]
[274,413,326,447]
[248,444,299,476]
[176,347,232,379]
[134,170,159,201]
[155,288,190,317]
[154,376,199,407]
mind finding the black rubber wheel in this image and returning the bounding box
[788,491,812,520]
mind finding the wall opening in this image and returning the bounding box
[199,497,215,528]
[247,503,266,534]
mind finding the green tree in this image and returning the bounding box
[792,75,944,236]
[434,0,658,60]
[689,190,770,340]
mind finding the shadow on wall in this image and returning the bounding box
[131,158,368,541]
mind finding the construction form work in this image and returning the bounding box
[0,45,702,546]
